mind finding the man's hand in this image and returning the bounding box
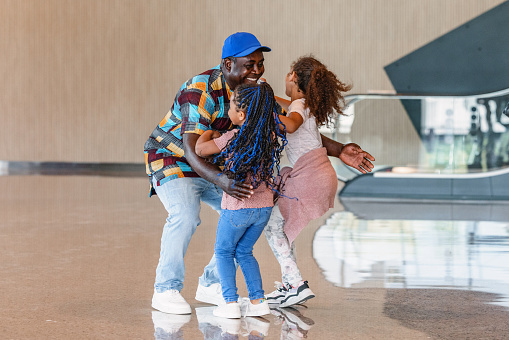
[216,173,253,201]
[184,133,253,201]
[339,143,375,174]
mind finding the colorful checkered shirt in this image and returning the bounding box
[144,65,233,196]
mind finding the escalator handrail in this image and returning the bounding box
[345,87,509,106]
[374,166,509,180]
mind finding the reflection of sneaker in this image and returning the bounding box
[279,281,315,308]
[213,302,241,319]
[241,316,270,337]
[244,299,271,317]
[196,306,241,335]
[195,282,225,306]
[152,311,191,338]
[272,307,314,339]
[152,289,192,314]
[280,306,314,331]
[265,281,289,305]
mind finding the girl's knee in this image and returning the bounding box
[214,246,236,259]
[234,249,253,261]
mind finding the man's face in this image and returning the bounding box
[225,50,265,90]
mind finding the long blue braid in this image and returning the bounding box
[212,82,287,191]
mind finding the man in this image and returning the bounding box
[145,32,374,315]
[145,32,270,315]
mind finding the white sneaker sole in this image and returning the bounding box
[245,307,271,317]
[152,300,192,315]
[213,304,241,319]
[279,288,315,308]
[245,310,271,317]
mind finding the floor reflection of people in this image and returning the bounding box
[152,311,191,340]
[271,306,315,339]
[240,317,271,339]
[196,306,270,339]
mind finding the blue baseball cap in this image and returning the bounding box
[221,32,271,59]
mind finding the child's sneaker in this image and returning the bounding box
[213,302,241,319]
[265,281,289,305]
[279,281,315,308]
[244,299,271,317]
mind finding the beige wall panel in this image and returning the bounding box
[0,0,505,163]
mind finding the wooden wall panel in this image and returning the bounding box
[0,0,505,162]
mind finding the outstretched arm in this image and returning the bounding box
[275,95,291,112]
[183,133,253,200]
[278,111,303,134]
[321,134,375,174]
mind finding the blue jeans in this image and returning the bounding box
[153,177,223,292]
[215,207,272,303]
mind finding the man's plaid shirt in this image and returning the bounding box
[144,65,233,196]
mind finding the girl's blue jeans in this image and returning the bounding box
[215,207,272,303]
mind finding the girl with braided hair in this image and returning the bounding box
[264,56,374,307]
[195,82,287,319]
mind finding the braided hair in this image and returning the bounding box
[291,56,352,127]
[213,82,287,189]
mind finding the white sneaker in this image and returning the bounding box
[213,302,241,319]
[152,289,191,315]
[197,306,241,335]
[265,281,289,305]
[279,281,315,308]
[151,311,191,335]
[195,282,225,306]
[244,299,271,317]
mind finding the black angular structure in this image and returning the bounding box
[384,1,509,96]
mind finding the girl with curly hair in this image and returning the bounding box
[264,56,373,307]
[195,82,287,319]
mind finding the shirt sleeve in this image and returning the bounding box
[179,86,216,136]
[288,99,307,121]
[214,129,237,150]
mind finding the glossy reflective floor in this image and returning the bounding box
[2,169,509,339]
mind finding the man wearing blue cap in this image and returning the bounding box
[145,32,374,315]
[144,32,273,314]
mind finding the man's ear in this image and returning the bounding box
[223,58,232,73]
